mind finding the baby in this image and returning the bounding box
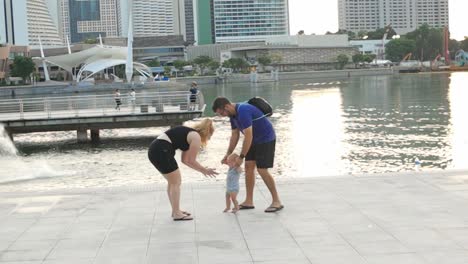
[224,153,242,213]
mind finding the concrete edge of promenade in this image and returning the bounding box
[1,168,467,197]
[1,168,468,263]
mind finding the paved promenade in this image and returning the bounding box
[1,170,468,264]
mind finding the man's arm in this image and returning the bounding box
[236,126,253,166]
[222,128,240,164]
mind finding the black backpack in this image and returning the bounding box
[247,97,273,117]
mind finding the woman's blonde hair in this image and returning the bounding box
[191,118,214,146]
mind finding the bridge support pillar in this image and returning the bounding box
[6,131,13,142]
[77,128,88,143]
[90,129,100,143]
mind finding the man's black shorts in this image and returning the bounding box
[148,139,178,174]
[245,140,276,169]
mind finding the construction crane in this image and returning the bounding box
[401,53,412,62]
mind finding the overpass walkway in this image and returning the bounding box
[0,91,205,142]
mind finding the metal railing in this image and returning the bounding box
[0,91,204,121]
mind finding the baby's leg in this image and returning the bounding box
[230,192,239,213]
[224,193,231,212]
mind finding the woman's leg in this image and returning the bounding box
[163,169,192,220]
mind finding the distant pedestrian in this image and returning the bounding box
[189,81,199,110]
[129,88,136,112]
[114,89,122,110]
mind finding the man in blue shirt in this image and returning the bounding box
[212,97,283,213]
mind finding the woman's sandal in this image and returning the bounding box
[173,215,193,221]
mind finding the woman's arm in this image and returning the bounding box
[182,132,217,177]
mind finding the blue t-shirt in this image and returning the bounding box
[230,103,275,144]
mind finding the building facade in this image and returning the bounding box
[0,45,31,80]
[0,0,63,47]
[212,0,289,43]
[338,0,449,34]
[350,39,392,56]
[59,0,120,44]
[104,35,185,63]
[132,0,185,37]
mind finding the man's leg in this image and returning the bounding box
[257,168,282,208]
[241,160,256,206]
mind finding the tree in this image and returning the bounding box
[352,54,364,68]
[385,38,416,62]
[222,58,248,73]
[297,30,305,35]
[270,53,283,65]
[336,54,349,70]
[10,56,35,83]
[366,27,397,40]
[257,55,272,67]
[173,60,188,71]
[363,54,376,63]
[449,39,461,59]
[328,29,356,40]
[193,55,214,75]
[208,61,220,71]
[459,37,468,52]
[405,24,443,61]
[83,38,98,44]
[146,59,160,67]
[164,66,171,76]
[357,30,368,39]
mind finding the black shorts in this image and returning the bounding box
[148,139,178,174]
[245,140,276,169]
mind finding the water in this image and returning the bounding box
[1,72,468,192]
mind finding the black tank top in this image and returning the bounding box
[165,126,196,151]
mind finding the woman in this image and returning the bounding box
[148,118,218,221]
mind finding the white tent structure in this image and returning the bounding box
[33,44,152,83]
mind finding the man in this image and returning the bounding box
[212,97,283,212]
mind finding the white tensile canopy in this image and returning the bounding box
[34,45,151,82]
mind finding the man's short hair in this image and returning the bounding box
[212,97,231,112]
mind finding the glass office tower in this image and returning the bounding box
[213,0,289,43]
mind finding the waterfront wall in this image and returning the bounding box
[176,68,395,85]
[1,68,394,97]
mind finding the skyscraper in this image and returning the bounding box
[132,0,185,37]
[184,0,195,44]
[212,0,289,43]
[59,0,120,43]
[1,0,63,46]
[193,0,215,45]
[338,0,449,34]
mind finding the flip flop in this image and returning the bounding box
[239,205,255,210]
[173,215,193,221]
[264,205,284,213]
[181,211,191,216]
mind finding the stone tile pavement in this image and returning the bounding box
[1,170,468,263]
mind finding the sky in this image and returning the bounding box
[289,0,467,40]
